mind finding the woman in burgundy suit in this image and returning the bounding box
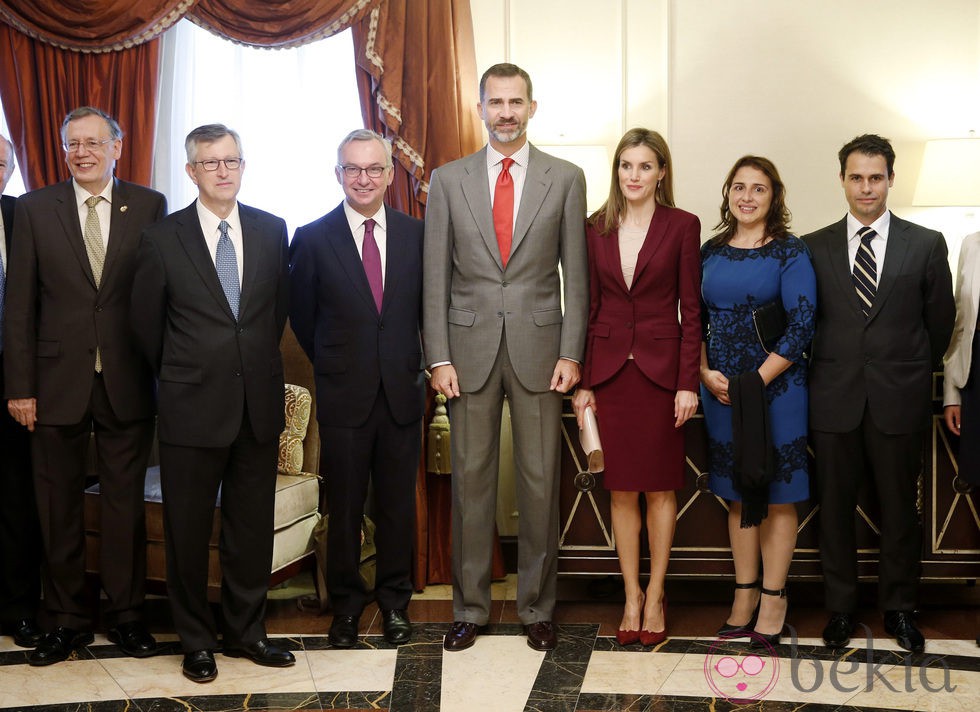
[572,128,701,645]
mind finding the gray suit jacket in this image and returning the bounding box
[423,145,588,392]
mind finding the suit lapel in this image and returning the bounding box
[176,202,236,322]
[101,179,129,288]
[53,181,97,288]
[238,205,264,319]
[460,149,501,270]
[824,217,865,317]
[631,208,670,287]
[325,205,379,316]
[381,207,405,316]
[512,146,553,258]
[868,213,908,321]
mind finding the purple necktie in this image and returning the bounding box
[362,218,383,312]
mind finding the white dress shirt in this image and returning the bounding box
[73,179,113,249]
[197,200,244,285]
[487,141,531,231]
[846,210,891,283]
[343,201,387,289]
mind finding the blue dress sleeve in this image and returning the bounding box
[773,237,816,363]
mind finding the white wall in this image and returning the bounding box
[470,0,980,257]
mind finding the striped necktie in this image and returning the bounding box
[852,226,877,317]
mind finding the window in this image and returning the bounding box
[155,19,363,234]
[0,104,27,196]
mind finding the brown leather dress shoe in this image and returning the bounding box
[525,621,558,651]
[443,621,484,651]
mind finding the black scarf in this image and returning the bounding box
[729,370,774,528]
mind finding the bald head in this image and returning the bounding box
[0,135,14,194]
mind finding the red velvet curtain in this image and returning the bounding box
[0,23,161,189]
[353,0,482,217]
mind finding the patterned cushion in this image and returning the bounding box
[279,384,312,475]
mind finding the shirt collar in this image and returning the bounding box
[196,199,241,237]
[847,210,890,243]
[72,178,113,209]
[343,200,386,233]
[486,141,530,170]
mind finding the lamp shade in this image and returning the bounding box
[913,139,980,206]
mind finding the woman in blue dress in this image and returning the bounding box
[700,156,816,646]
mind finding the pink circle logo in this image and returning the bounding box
[703,634,779,703]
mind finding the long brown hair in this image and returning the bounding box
[709,155,791,246]
[588,128,674,235]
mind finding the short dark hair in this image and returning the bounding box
[61,106,123,145]
[711,155,792,245]
[838,133,895,176]
[185,124,243,163]
[479,63,533,102]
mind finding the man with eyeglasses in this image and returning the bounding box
[0,135,43,652]
[4,107,166,665]
[131,123,292,683]
[289,129,424,648]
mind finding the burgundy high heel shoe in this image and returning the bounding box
[639,598,667,646]
[616,593,644,646]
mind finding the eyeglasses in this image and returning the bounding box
[713,655,766,678]
[194,158,243,171]
[63,138,114,153]
[339,164,388,179]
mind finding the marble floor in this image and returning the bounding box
[3,577,979,711]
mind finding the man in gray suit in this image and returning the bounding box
[423,62,588,652]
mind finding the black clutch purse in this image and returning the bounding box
[751,301,786,353]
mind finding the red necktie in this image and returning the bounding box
[493,157,515,267]
[362,218,383,313]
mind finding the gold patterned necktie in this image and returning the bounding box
[83,195,106,286]
[83,195,105,371]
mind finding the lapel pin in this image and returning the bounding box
[120,205,128,212]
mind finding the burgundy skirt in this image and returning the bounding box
[593,360,685,492]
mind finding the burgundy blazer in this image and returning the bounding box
[580,205,701,393]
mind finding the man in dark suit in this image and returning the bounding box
[804,134,954,653]
[290,129,424,648]
[0,134,43,649]
[131,124,293,683]
[4,108,165,665]
[423,63,588,652]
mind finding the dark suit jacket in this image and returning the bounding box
[1,194,14,244]
[4,179,166,424]
[579,206,702,392]
[804,213,954,434]
[131,201,289,447]
[289,202,425,427]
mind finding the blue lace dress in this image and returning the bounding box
[700,236,816,503]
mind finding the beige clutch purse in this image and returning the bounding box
[579,406,604,473]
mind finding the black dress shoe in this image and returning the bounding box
[884,611,925,653]
[224,638,295,667]
[2,618,44,648]
[107,621,157,658]
[182,650,217,683]
[443,621,484,651]
[525,621,558,651]
[329,615,360,648]
[381,609,412,645]
[28,627,95,666]
[822,612,855,649]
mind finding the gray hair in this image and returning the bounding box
[336,128,393,167]
[185,124,244,163]
[60,106,123,145]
